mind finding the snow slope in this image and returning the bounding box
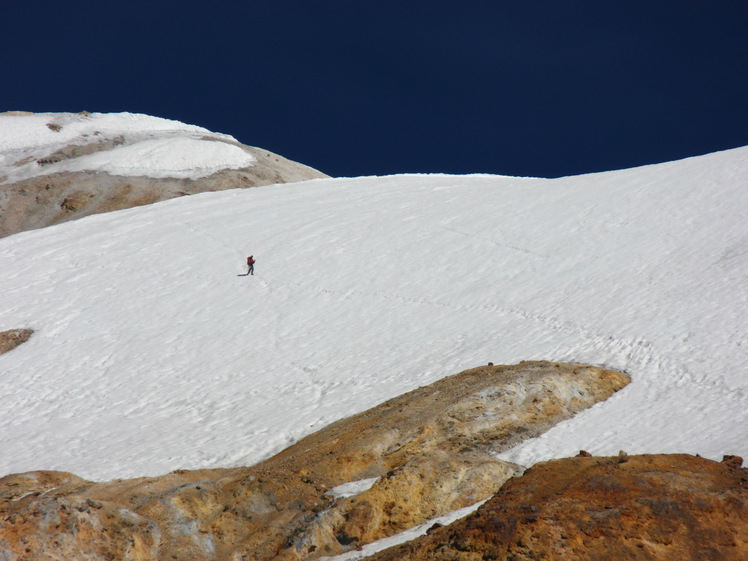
[0,112,254,182]
[0,146,746,481]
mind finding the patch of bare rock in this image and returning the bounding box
[0,328,33,355]
[0,361,628,561]
[367,453,748,561]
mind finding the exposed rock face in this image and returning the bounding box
[0,157,327,238]
[0,328,33,355]
[367,454,748,561]
[0,361,628,561]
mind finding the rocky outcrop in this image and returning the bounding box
[0,361,629,561]
[0,155,327,238]
[367,453,748,561]
[0,328,33,355]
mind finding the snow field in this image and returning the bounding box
[0,146,747,481]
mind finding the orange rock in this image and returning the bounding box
[369,453,748,561]
[0,362,629,561]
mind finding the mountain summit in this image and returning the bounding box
[0,111,327,237]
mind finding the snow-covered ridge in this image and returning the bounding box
[0,111,255,182]
[0,112,326,239]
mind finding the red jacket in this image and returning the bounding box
[247,256,255,265]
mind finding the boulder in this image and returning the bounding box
[0,328,33,355]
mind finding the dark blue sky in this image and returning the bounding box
[4,1,748,178]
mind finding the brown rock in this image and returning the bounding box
[0,328,33,355]
[722,455,744,469]
[0,361,629,561]
[368,453,748,561]
[60,189,97,212]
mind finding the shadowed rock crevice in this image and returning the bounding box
[0,361,628,561]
